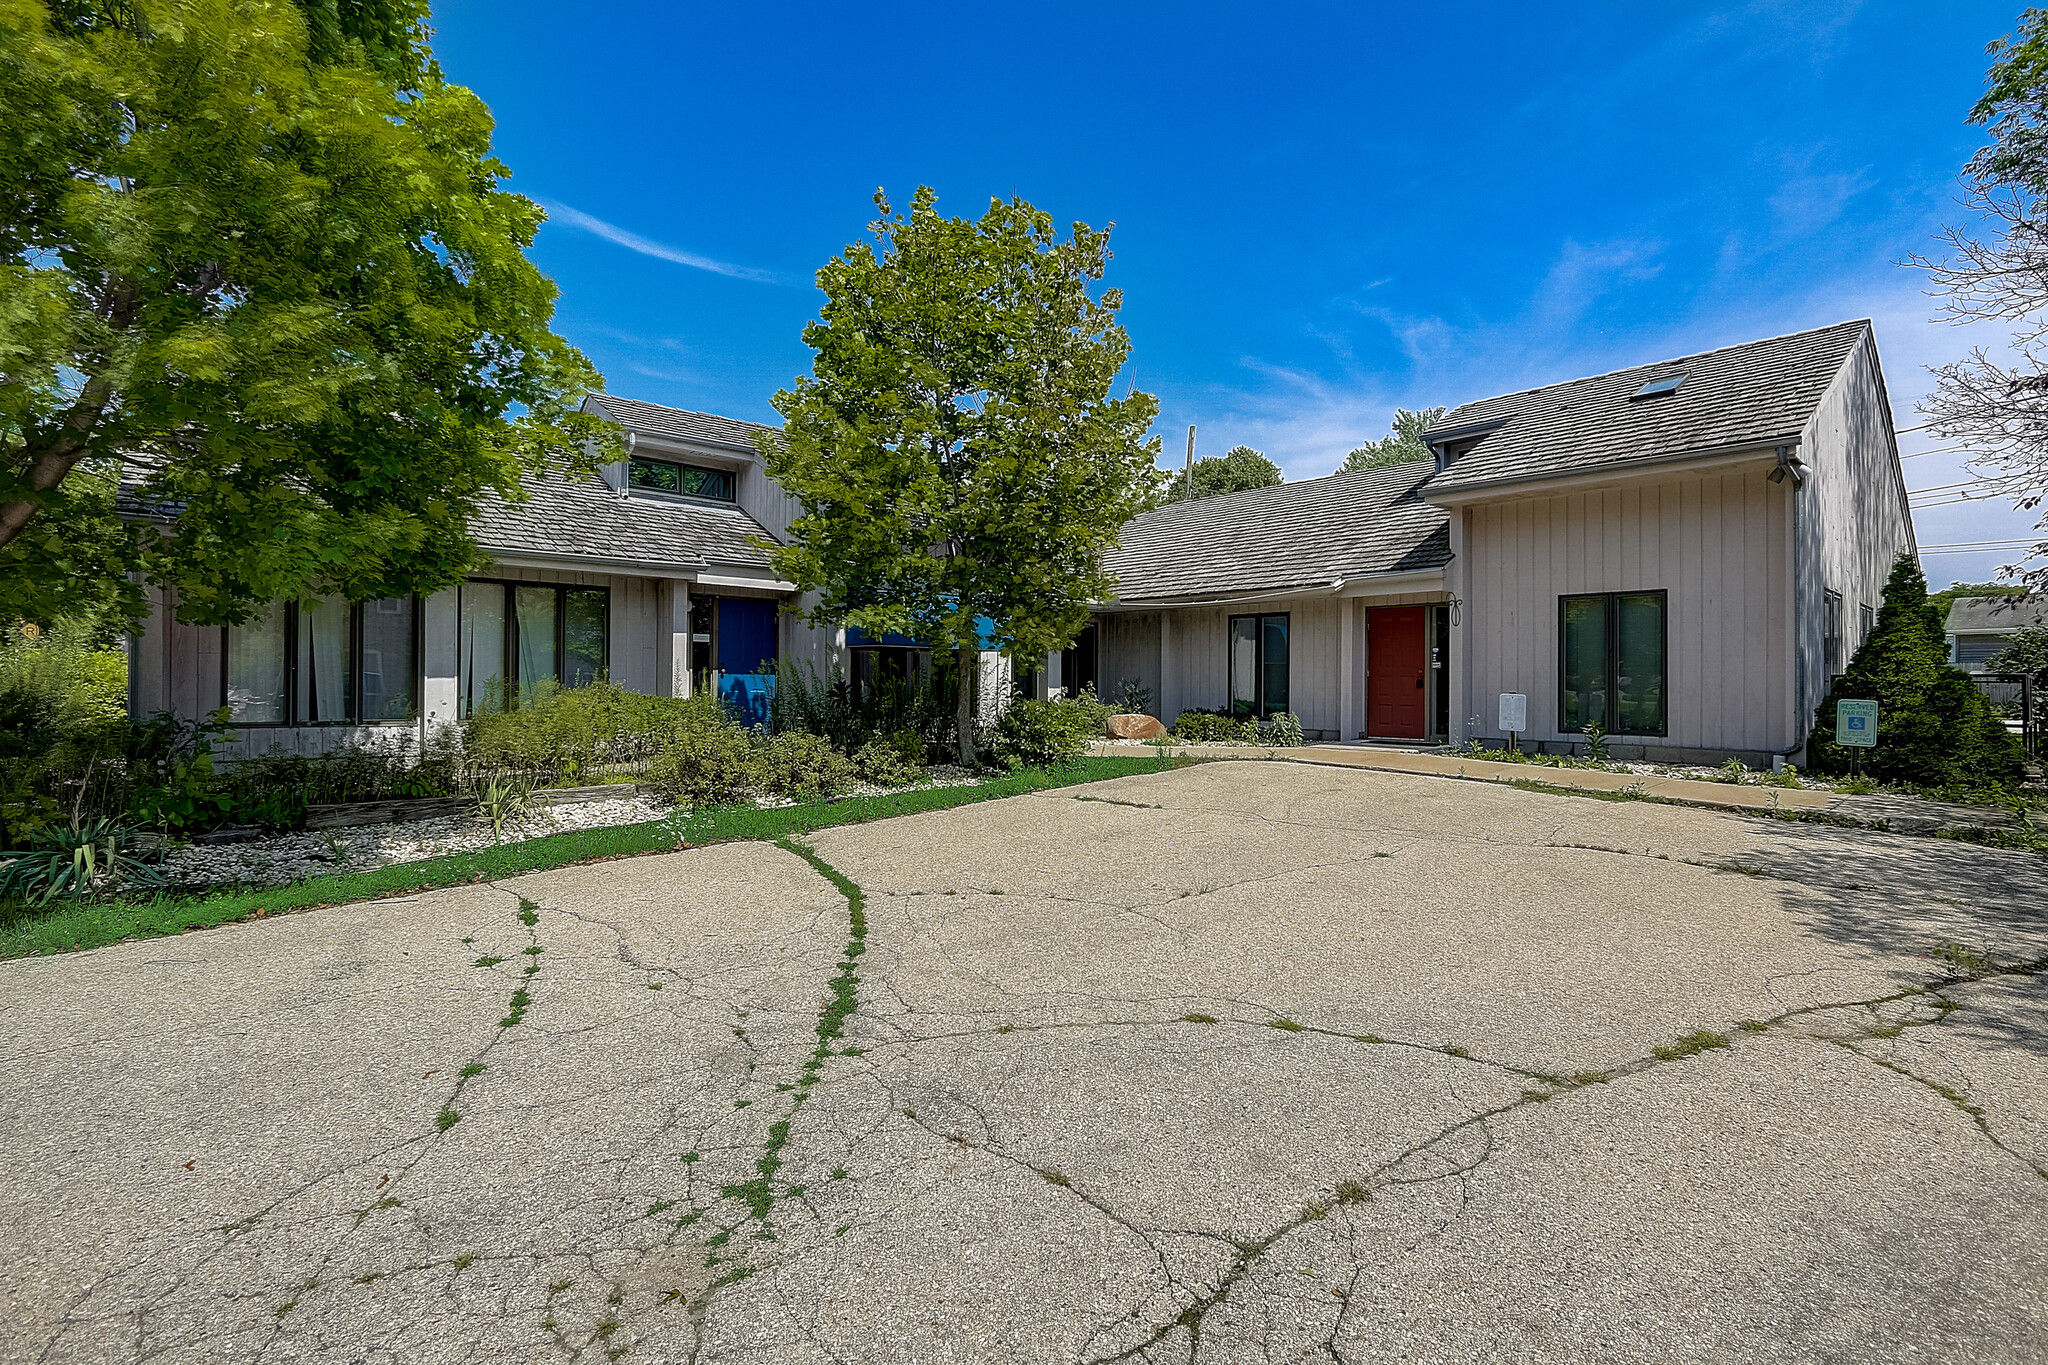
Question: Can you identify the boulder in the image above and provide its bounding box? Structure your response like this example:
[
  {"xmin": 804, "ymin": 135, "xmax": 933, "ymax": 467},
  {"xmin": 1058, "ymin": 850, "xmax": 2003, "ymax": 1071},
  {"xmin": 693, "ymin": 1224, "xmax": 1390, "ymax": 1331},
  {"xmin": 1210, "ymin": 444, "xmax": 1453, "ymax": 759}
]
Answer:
[{"xmin": 1107, "ymin": 712, "xmax": 1167, "ymax": 740}]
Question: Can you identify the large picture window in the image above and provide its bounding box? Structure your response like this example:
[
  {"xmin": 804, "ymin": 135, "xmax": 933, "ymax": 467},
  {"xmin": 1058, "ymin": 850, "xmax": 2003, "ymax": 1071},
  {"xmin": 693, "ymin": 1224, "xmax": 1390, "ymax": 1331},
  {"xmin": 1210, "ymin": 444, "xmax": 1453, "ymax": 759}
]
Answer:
[
  {"xmin": 628, "ymin": 456, "xmax": 736, "ymax": 502},
  {"xmin": 223, "ymin": 597, "xmax": 418, "ymax": 726},
  {"xmin": 1227, "ymin": 612, "xmax": 1290, "ymax": 719},
  {"xmin": 459, "ymin": 581, "xmax": 609, "ymax": 715},
  {"xmin": 1559, "ymin": 591, "xmax": 1666, "ymax": 736}
]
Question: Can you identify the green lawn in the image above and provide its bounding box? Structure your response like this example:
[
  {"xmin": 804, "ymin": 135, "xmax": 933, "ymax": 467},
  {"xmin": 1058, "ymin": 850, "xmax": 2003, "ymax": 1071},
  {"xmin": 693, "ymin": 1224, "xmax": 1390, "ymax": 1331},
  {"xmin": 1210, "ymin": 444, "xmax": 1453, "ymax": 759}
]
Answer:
[{"xmin": 1, "ymin": 756, "xmax": 1173, "ymax": 960}]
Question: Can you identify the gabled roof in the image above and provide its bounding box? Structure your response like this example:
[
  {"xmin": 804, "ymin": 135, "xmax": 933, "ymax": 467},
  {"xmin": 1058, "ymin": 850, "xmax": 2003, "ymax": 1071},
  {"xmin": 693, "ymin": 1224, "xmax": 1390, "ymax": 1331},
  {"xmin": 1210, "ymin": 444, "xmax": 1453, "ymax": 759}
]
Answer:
[
  {"xmin": 1104, "ymin": 461, "xmax": 1450, "ymax": 604},
  {"xmin": 584, "ymin": 394, "xmax": 779, "ymax": 451},
  {"xmin": 1423, "ymin": 320, "xmax": 1873, "ymax": 494},
  {"xmin": 470, "ymin": 472, "xmax": 775, "ymax": 573},
  {"xmin": 1945, "ymin": 594, "xmax": 2047, "ymax": 635}
]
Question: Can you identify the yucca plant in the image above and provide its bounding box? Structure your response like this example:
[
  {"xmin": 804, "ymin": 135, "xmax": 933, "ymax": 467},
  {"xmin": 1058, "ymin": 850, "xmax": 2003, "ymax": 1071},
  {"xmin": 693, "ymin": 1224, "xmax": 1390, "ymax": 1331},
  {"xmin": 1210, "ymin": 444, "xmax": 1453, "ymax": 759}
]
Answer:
[{"xmin": 0, "ymin": 819, "xmax": 167, "ymax": 906}]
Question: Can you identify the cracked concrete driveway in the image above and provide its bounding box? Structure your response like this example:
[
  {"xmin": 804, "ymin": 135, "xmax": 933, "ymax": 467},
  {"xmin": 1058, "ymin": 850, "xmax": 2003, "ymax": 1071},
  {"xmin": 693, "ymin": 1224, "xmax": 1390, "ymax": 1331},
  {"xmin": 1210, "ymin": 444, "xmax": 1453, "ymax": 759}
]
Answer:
[{"xmin": 4, "ymin": 762, "xmax": 2047, "ymax": 1364}]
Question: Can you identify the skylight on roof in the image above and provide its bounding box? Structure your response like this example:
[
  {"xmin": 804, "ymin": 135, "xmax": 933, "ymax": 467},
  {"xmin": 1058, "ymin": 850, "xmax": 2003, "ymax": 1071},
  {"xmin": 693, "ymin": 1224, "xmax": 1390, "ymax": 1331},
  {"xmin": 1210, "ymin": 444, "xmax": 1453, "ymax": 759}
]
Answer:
[{"xmin": 1631, "ymin": 374, "xmax": 1684, "ymax": 400}]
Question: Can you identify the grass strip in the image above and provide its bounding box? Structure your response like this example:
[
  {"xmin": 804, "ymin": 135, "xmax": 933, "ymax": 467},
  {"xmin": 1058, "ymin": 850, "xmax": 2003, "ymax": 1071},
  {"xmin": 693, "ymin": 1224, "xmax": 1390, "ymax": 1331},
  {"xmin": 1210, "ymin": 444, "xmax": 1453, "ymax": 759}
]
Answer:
[{"xmin": 2, "ymin": 756, "xmax": 1170, "ymax": 960}]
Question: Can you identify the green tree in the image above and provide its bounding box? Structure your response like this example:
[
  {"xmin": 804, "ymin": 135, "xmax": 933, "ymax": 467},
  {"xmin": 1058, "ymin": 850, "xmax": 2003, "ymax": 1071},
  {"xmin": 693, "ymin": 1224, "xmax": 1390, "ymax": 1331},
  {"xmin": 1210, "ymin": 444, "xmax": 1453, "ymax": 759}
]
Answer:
[
  {"xmin": 1806, "ymin": 553, "xmax": 2026, "ymax": 786},
  {"xmin": 0, "ymin": 0, "xmax": 611, "ymax": 629},
  {"xmin": 1185, "ymin": 445, "xmax": 1281, "ymax": 499},
  {"xmin": 1340, "ymin": 406, "xmax": 1446, "ymax": 472},
  {"xmin": 1986, "ymin": 623, "xmax": 2048, "ymax": 732},
  {"xmin": 762, "ymin": 187, "xmax": 1161, "ymax": 764}
]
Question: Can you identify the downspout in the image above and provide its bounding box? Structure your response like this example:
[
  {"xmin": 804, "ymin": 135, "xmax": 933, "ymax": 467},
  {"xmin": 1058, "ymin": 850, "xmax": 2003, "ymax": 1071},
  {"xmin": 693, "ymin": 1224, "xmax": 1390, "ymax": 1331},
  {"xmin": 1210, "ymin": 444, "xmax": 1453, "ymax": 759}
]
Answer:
[{"xmin": 1773, "ymin": 443, "xmax": 1807, "ymax": 765}]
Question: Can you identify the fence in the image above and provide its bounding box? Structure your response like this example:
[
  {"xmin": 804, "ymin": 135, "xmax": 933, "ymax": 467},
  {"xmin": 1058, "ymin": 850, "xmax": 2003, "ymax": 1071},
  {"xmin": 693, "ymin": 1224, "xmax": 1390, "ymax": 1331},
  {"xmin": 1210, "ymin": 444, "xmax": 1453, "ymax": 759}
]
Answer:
[{"xmin": 1972, "ymin": 672, "xmax": 2039, "ymax": 757}]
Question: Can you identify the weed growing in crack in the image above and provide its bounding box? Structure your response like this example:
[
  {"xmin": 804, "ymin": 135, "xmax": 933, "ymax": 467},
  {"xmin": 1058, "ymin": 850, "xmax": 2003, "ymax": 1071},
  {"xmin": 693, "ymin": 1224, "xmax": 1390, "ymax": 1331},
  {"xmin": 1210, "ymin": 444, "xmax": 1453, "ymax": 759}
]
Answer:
[
  {"xmin": 517, "ymin": 898, "xmax": 539, "ymax": 926},
  {"xmin": 460, "ymin": 1062, "xmax": 485, "ymax": 1078},
  {"xmin": 594, "ymin": 1320, "xmax": 619, "ymax": 1339},
  {"xmin": 835, "ymin": 1224, "xmax": 850, "ymax": 1236},
  {"xmin": 648, "ymin": 982, "xmax": 663, "ymax": 990},
  {"xmin": 647, "ymin": 1200, "xmax": 675, "ymax": 1216},
  {"xmin": 1931, "ymin": 939, "xmax": 1997, "ymax": 975},
  {"xmin": 524, "ymin": 945, "xmax": 544, "ymax": 956},
  {"xmin": 1354, "ymin": 1033, "xmax": 1385, "ymax": 1044},
  {"xmin": 435, "ymin": 1107, "xmax": 460, "ymax": 1132},
  {"xmin": 1736, "ymin": 1019, "xmax": 1769, "ymax": 1032},
  {"xmin": 474, "ymin": 955, "xmax": 504, "ymax": 967},
  {"xmin": 549, "ymin": 1280, "xmax": 573, "ymax": 1295},
  {"xmin": 831, "ymin": 1167, "xmax": 848, "ymax": 1180},
  {"xmin": 1040, "ymin": 1168, "xmax": 1070, "ymax": 1187},
  {"xmin": 353, "ymin": 1272, "xmax": 380, "ymax": 1285},
  {"xmin": 1372, "ymin": 851, "xmax": 1392, "ymax": 858},
  {"xmin": 1442, "ymin": 1044, "xmax": 1472, "ymax": 1059},
  {"xmin": 1334, "ymin": 1180, "xmax": 1369, "ymax": 1204},
  {"xmin": 1654, "ymin": 1029, "xmax": 1731, "ymax": 1060},
  {"xmin": 1570, "ymin": 1071, "xmax": 1606, "ymax": 1085},
  {"xmin": 1269, "ymin": 1018, "xmax": 1304, "ymax": 1032},
  {"xmin": 453, "ymin": 1254, "xmax": 473, "ymax": 1270},
  {"xmin": 680, "ymin": 1151, "xmax": 699, "ymax": 1164},
  {"xmin": 734, "ymin": 1099, "xmax": 752, "ymax": 1109},
  {"xmin": 1182, "ymin": 1013, "xmax": 1219, "ymax": 1024},
  {"xmin": 1522, "ymin": 1089, "xmax": 1553, "ymax": 1103}
]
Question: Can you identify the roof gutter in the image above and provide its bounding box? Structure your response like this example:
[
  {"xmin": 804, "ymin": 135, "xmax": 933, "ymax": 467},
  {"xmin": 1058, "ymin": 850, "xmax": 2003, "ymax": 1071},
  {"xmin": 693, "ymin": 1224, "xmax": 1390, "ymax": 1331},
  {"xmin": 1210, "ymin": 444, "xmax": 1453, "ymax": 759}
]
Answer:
[
  {"xmin": 1422, "ymin": 435, "xmax": 1800, "ymax": 506},
  {"xmin": 1094, "ymin": 578, "xmax": 1345, "ymax": 612}
]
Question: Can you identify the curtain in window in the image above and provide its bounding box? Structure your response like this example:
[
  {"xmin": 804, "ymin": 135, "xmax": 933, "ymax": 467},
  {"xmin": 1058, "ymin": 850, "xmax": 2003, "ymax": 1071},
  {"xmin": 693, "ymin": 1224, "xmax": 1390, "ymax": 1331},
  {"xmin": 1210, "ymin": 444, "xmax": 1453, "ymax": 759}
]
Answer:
[
  {"xmin": 1261, "ymin": 616, "xmax": 1290, "ymax": 716},
  {"xmin": 1228, "ymin": 616, "xmax": 1258, "ymax": 719},
  {"xmin": 515, "ymin": 586, "xmax": 557, "ymax": 703},
  {"xmin": 360, "ymin": 598, "xmax": 416, "ymax": 720},
  {"xmin": 1614, "ymin": 593, "xmax": 1666, "ymax": 735},
  {"xmin": 564, "ymin": 589, "xmax": 607, "ymax": 687},
  {"xmin": 295, "ymin": 597, "xmax": 350, "ymax": 722},
  {"xmin": 1560, "ymin": 597, "xmax": 1608, "ymax": 732},
  {"xmin": 460, "ymin": 586, "xmax": 506, "ymax": 716},
  {"xmin": 226, "ymin": 602, "xmax": 287, "ymax": 723}
]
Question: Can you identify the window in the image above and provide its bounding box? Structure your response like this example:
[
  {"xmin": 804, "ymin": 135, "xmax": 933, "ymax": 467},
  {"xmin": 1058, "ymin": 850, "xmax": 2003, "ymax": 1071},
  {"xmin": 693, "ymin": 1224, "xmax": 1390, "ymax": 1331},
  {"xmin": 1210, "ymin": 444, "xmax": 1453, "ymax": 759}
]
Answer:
[
  {"xmin": 1824, "ymin": 590, "xmax": 1844, "ymax": 678},
  {"xmin": 1859, "ymin": 603, "xmax": 1875, "ymax": 644},
  {"xmin": 1228, "ymin": 613, "xmax": 1290, "ymax": 719},
  {"xmin": 458, "ymin": 581, "xmax": 609, "ymax": 715},
  {"xmin": 1630, "ymin": 373, "xmax": 1684, "ymax": 400},
  {"xmin": 223, "ymin": 598, "xmax": 418, "ymax": 725},
  {"xmin": 628, "ymin": 456, "xmax": 736, "ymax": 502},
  {"xmin": 1559, "ymin": 591, "xmax": 1666, "ymax": 736}
]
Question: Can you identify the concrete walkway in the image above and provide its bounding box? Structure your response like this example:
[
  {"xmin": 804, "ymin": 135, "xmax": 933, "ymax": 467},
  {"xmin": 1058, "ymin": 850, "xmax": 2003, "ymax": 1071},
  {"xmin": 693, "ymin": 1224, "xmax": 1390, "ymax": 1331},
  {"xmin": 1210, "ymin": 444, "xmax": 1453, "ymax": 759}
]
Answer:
[{"xmin": 1090, "ymin": 740, "xmax": 1998, "ymax": 822}]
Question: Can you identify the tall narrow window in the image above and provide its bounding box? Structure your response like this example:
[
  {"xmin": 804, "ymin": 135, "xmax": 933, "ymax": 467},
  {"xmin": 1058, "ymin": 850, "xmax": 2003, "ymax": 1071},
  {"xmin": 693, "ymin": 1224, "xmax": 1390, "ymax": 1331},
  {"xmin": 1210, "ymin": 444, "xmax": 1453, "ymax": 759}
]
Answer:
[
  {"xmin": 514, "ymin": 586, "xmax": 558, "ymax": 704},
  {"xmin": 564, "ymin": 589, "xmax": 608, "ymax": 687},
  {"xmin": 460, "ymin": 586, "xmax": 507, "ymax": 716},
  {"xmin": 296, "ymin": 596, "xmax": 352, "ymax": 723},
  {"xmin": 225, "ymin": 602, "xmax": 288, "ymax": 724},
  {"xmin": 359, "ymin": 597, "xmax": 417, "ymax": 720},
  {"xmin": 1559, "ymin": 591, "xmax": 1667, "ymax": 736},
  {"xmin": 1824, "ymin": 590, "xmax": 1844, "ymax": 678},
  {"xmin": 1227, "ymin": 613, "xmax": 1290, "ymax": 719}
]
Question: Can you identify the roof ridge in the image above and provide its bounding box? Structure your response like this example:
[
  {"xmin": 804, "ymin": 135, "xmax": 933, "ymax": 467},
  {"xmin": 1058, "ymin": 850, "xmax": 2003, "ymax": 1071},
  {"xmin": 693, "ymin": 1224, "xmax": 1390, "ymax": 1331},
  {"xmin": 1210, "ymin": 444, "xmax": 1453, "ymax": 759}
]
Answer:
[
  {"xmin": 1432, "ymin": 319, "xmax": 1871, "ymax": 419},
  {"xmin": 590, "ymin": 394, "xmax": 780, "ymax": 434}
]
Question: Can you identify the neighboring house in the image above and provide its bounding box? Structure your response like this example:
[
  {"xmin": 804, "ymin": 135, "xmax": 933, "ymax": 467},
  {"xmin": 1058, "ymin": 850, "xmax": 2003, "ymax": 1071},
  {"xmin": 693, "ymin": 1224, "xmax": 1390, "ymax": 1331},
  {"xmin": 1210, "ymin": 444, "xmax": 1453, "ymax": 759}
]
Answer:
[
  {"xmin": 1946, "ymin": 594, "xmax": 2047, "ymax": 671},
  {"xmin": 127, "ymin": 396, "xmax": 851, "ymax": 757},
  {"xmin": 1086, "ymin": 320, "xmax": 1912, "ymax": 765}
]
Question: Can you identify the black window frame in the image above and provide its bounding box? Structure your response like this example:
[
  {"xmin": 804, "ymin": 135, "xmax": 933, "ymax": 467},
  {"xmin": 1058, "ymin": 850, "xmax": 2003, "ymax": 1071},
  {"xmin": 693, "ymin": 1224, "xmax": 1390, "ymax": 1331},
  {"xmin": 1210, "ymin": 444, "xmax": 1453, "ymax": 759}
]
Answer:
[
  {"xmin": 1823, "ymin": 589, "xmax": 1844, "ymax": 678},
  {"xmin": 1227, "ymin": 611, "xmax": 1291, "ymax": 720},
  {"xmin": 1557, "ymin": 590, "xmax": 1668, "ymax": 737},
  {"xmin": 627, "ymin": 455, "xmax": 738, "ymax": 503},
  {"xmin": 459, "ymin": 579, "xmax": 611, "ymax": 715},
  {"xmin": 221, "ymin": 596, "xmax": 422, "ymax": 728}
]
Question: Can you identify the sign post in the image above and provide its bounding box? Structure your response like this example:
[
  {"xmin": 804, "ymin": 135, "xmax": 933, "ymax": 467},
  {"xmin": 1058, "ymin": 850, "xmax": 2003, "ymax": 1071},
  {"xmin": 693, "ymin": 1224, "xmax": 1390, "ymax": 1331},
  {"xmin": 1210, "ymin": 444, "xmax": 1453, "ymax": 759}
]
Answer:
[
  {"xmin": 1836, "ymin": 698, "xmax": 1877, "ymax": 776},
  {"xmin": 1499, "ymin": 693, "xmax": 1527, "ymax": 754}
]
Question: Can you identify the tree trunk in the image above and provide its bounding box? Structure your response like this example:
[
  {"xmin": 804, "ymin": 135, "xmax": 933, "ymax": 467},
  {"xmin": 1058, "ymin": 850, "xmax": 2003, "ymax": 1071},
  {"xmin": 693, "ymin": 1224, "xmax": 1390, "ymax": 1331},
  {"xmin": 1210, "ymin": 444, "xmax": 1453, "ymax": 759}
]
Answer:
[{"xmin": 955, "ymin": 643, "xmax": 978, "ymax": 766}]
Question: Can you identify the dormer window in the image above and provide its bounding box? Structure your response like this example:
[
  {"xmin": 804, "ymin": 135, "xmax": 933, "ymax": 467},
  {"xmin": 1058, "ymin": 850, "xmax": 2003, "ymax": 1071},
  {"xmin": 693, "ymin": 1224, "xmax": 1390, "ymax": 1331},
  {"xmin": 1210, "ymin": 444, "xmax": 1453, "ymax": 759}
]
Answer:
[{"xmin": 629, "ymin": 456, "xmax": 736, "ymax": 502}]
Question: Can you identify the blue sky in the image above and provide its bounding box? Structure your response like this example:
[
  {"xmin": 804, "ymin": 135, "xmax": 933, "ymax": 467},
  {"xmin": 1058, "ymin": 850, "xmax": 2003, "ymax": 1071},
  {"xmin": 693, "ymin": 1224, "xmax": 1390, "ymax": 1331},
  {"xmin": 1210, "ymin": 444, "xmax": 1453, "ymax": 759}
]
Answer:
[{"xmin": 437, "ymin": 0, "xmax": 2040, "ymax": 588}]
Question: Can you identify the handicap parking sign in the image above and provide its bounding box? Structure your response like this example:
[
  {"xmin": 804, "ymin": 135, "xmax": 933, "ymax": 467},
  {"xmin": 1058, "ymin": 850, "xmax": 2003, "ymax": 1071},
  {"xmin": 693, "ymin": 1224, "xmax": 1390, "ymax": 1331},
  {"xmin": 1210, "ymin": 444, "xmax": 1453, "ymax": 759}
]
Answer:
[{"xmin": 1835, "ymin": 699, "xmax": 1878, "ymax": 748}]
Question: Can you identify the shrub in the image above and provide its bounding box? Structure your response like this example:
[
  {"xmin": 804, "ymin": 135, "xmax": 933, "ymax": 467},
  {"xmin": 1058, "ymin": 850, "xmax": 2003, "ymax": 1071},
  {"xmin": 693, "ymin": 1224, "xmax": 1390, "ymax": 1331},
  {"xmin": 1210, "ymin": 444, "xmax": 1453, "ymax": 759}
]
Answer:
[
  {"xmin": 1110, "ymin": 677, "xmax": 1152, "ymax": 715},
  {"xmin": 757, "ymin": 731, "xmax": 855, "ymax": 800},
  {"xmin": 853, "ymin": 732, "xmax": 925, "ymax": 787},
  {"xmin": 1053, "ymin": 684, "xmax": 1114, "ymax": 737},
  {"xmin": 991, "ymin": 698, "xmax": 1089, "ymax": 770},
  {"xmin": 1806, "ymin": 554, "xmax": 2026, "ymax": 788},
  {"xmin": 463, "ymin": 682, "xmax": 711, "ymax": 788},
  {"xmin": 1172, "ymin": 710, "xmax": 1258, "ymax": 743},
  {"xmin": 772, "ymin": 659, "xmax": 960, "ymax": 758},
  {"xmin": 1258, "ymin": 712, "xmax": 1304, "ymax": 747},
  {"xmin": 644, "ymin": 715, "xmax": 761, "ymax": 808}
]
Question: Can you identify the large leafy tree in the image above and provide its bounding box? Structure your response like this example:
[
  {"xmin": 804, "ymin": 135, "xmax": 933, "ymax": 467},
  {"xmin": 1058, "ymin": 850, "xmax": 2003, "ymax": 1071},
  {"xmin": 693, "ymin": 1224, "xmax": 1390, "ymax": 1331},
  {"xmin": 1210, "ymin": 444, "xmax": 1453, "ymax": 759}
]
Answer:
[
  {"xmin": 1805, "ymin": 554, "xmax": 2025, "ymax": 786},
  {"xmin": 1915, "ymin": 8, "xmax": 2048, "ymax": 586},
  {"xmin": 0, "ymin": 0, "xmax": 611, "ymax": 628},
  {"xmin": 764, "ymin": 187, "xmax": 1161, "ymax": 763},
  {"xmin": 1340, "ymin": 405, "xmax": 1446, "ymax": 472},
  {"xmin": 1185, "ymin": 444, "xmax": 1280, "ymax": 499}
]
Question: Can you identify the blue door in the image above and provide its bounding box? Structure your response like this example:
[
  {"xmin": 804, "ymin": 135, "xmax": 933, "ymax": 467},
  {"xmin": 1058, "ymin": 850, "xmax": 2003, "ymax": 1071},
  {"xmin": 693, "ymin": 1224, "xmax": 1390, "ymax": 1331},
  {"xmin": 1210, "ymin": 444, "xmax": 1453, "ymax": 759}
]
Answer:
[{"xmin": 716, "ymin": 598, "xmax": 778, "ymax": 676}]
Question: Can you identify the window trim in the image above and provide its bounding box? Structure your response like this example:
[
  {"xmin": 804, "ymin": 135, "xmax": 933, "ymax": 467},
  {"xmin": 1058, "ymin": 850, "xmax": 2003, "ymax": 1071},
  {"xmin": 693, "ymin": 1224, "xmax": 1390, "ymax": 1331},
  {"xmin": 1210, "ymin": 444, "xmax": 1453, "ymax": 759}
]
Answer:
[
  {"xmin": 459, "ymin": 579, "xmax": 612, "ymax": 714},
  {"xmin": 1823, "ymin": 589, "xmax": 1844, "ymax": 679},
  {"xmin": 221, "ymin": 596, "xmax": 422, "ymax": 728},
  {"xmin": 1556, "ymin": 590, "xmax": 1668, "ymax": 738},
  {"xmin": 1227, "ymin": 611, "xmax": 1291, "ymax": 720},
  {"xmin": 626, "ymin": 455, "xmax": 739, "ymax": 504}
]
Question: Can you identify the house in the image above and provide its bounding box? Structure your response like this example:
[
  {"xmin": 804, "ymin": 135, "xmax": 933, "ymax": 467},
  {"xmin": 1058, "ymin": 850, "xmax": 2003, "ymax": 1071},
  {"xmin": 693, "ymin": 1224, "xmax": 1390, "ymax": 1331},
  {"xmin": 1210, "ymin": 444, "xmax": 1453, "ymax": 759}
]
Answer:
[
  {"xmin": 1087, "ymin": 320, "xmax": 1912, "ymax": 766},
  {"xmin": 1946, "ymin": 594, "xmax": 2046, "ymax": 672},
  {"xmin": 127, "ymin": 396, "xmax": 851, "ymax": 757}
]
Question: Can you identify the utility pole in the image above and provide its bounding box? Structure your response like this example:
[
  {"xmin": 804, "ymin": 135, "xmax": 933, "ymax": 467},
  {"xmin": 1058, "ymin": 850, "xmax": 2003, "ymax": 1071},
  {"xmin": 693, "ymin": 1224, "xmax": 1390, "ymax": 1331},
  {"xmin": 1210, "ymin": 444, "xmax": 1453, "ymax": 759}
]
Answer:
[{"xmin": 1183, "ymin": 424, "xmax": 1195, "ymax": 501}]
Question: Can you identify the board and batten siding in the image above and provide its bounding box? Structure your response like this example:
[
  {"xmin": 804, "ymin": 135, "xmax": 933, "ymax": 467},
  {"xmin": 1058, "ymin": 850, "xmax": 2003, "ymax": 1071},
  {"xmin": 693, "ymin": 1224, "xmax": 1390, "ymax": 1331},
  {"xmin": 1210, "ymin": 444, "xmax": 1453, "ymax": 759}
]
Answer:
[{"xmin": 1457, "ymin": 464, "xmax": 1793, "ymax": 756}]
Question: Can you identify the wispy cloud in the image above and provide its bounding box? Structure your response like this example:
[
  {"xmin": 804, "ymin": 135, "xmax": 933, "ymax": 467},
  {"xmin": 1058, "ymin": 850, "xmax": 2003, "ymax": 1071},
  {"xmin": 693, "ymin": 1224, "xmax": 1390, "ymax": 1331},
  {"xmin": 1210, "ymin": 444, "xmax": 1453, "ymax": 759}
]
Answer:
[{"xmin": 540, "ymin": 201, "xmax": 783, "ymax": 284}]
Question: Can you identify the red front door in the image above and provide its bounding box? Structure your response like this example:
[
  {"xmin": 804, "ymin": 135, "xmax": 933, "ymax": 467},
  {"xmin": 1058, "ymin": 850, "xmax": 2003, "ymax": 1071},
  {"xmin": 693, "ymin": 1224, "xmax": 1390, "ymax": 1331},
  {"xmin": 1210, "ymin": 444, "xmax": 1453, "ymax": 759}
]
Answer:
[{"xmin": 1367, "ymin": 607, "xmax": 1428, "ymax": 739}]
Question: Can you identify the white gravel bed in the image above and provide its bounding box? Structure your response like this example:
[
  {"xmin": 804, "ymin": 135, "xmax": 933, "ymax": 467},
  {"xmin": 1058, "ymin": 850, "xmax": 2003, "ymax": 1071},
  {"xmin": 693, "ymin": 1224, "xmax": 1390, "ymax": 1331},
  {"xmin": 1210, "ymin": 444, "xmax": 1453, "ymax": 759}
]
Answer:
[{"xmin": 162, "ymin": 765, "xmax": 1000, "ymax": 889}]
